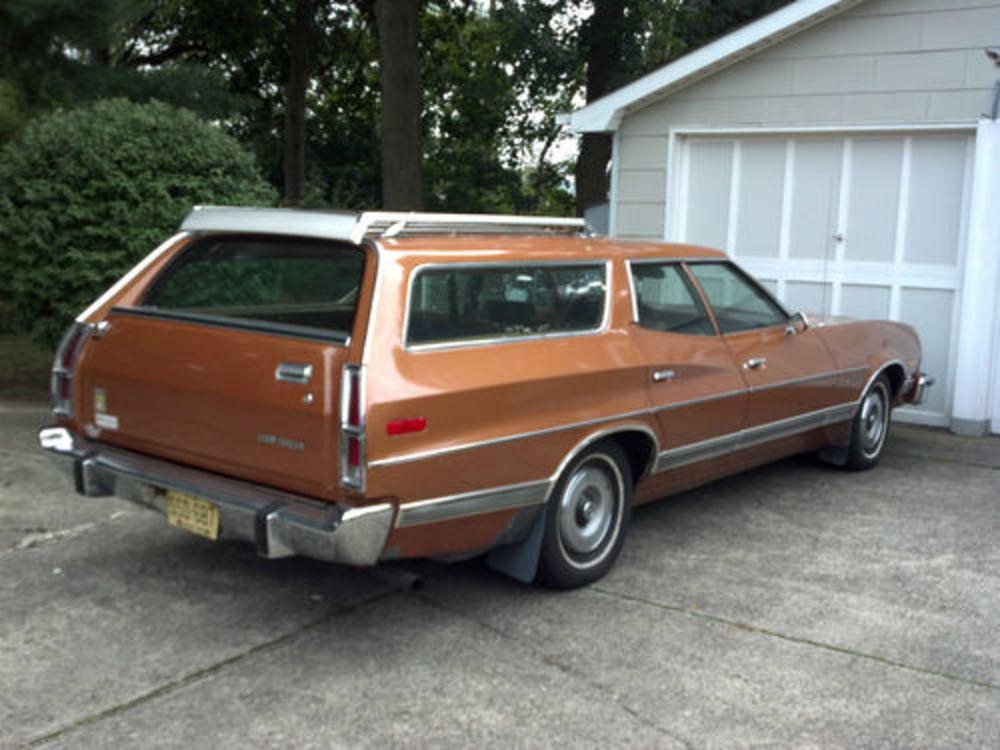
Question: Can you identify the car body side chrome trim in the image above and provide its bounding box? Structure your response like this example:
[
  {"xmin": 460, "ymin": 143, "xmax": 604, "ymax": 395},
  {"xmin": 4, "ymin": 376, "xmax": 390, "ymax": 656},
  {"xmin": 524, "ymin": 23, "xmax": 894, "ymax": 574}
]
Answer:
[
  {"xmin": 653, "ymin": 401, "xmax": 856, "ymax": 473},
  {"xmin": 395, "ymin": 479, "xmax": 551, "ymax": 528},
  {"xmin": 746, "ymin": 365, "xmax": 869, "ymax": 394},
  {"xmin": 368, "ymin": 366, "xmax": 869, "ymax": 469},
  {"xmin": 392, "ymin": 401, "xmax": 858, "ymax": 528},
  {"xmin": 395, "ymin": 421, "xmax": 659, "ymax": 528}
]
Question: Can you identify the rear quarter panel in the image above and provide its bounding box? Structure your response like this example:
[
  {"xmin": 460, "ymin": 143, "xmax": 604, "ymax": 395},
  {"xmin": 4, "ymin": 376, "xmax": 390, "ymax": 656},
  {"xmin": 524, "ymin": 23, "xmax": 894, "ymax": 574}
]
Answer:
[{"xmin": 364, "ymin": 253, "xmax": 657, "ymax": 558}]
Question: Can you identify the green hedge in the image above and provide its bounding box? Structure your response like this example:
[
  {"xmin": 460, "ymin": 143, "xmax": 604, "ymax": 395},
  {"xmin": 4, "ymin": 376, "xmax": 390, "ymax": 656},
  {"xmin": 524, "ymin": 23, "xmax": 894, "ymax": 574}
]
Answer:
[{"xmin": 0, "ymin": 98, "xmax": 276, "ymax": 347}]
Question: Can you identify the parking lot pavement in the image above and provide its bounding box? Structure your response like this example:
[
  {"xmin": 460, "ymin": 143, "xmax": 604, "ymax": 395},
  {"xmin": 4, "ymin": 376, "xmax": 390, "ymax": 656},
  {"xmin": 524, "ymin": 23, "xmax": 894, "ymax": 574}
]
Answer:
[{"xmin": 2, "ymin": 402, "xmax": 998, "ymax": 749}]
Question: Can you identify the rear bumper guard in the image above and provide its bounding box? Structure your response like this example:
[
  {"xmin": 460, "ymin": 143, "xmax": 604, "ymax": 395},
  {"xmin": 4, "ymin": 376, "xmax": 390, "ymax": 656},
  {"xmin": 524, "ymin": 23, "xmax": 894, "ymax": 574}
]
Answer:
[
  {"xmin": 908, "ymin": 373, "xmax": 935, "ymax": 407},
  {"xmin": 37, "ymin": 426, "xmax": 393, "ymax": 566}
]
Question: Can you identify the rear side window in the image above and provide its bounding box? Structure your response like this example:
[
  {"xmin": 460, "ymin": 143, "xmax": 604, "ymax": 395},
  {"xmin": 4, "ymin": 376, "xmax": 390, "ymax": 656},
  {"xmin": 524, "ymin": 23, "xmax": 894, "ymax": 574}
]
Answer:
[
  {"xmin": 631, "ymin": 262, "xmax": 715, "ymax": 336},
  {"xmin": 142, "ymin": 235, "xmax": 365, "ymax": 337},
  {"xmin": 407, "ymin": 263, "xmax": 606, "ymax": 346}
]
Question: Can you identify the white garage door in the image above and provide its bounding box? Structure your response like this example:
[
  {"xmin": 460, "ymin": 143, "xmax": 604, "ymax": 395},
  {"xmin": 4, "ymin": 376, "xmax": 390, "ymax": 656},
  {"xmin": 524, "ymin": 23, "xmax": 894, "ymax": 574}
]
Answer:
[{"xmin": 670, "ymin": 130, "xmax": 975, "ymax": 426}]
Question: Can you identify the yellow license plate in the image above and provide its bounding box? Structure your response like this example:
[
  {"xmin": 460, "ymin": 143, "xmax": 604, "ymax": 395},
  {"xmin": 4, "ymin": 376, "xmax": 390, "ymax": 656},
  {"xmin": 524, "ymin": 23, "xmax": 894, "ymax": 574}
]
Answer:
[{"xmin": 166, "ymin": 490, "xmax": 220, "ymax": 541}]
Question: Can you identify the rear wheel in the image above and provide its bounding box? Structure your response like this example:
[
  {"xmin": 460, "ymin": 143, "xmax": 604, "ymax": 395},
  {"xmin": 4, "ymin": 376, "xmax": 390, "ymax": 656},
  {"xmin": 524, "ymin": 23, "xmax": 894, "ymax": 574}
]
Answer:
[
  {"xmin": 537, "ymin": 441, "xmax": 632, "ymax": 589},
  {"xmin": 845, "ymin": 374, "xmax": 891, "ymax": 470}
]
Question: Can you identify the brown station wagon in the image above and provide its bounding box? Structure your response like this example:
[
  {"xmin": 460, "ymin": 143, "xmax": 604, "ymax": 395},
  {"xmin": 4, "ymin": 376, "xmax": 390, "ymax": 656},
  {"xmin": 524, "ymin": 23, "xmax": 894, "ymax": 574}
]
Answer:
[{"xmin": 39, "ymin": 208, "xmax": 933, "ymax": 588}]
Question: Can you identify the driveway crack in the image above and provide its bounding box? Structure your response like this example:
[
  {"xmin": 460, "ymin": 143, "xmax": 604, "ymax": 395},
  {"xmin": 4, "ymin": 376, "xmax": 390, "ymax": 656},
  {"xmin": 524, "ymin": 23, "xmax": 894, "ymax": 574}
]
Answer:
[
  {"xmin": 591, "ymin": 585, "xmax": 999, "ymax": 691},
  {"xmin": 411, "ymin": 589, "xmax": 694, "ymax": 749},
  {"xmin": 22, "ymin": 585, "xmax": 401, "ymax": 748}
]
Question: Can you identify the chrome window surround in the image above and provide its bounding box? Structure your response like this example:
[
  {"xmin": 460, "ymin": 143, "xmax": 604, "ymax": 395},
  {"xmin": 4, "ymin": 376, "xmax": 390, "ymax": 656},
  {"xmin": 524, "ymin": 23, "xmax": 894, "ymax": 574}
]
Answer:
[{"xmin": 401, "ymin": 259, "xmax": 613, "ymax": 352}]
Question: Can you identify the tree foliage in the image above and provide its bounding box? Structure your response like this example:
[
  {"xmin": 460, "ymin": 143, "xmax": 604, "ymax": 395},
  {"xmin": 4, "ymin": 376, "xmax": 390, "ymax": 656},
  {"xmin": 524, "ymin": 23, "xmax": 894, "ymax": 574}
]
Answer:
[
  {"xmin": 0, "ymin": 99, "xmax": 276, "ymax": 347},
  {"xmin": 1, "ymin": 0, "xmax": 794, "ymax": 222}
]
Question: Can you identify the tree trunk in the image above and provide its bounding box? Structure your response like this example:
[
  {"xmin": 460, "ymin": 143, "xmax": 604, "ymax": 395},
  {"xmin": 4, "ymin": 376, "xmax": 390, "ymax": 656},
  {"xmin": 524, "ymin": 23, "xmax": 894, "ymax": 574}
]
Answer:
[
  {"xmin": 283, "ymin": 0, "xmax": 314, "ymax": 206},
  {"xmin": 574, "ymin": 0, "xmax": 625, "ymax": 216},
  {"xmin": 376, "ymin": 0, "xmax": 423, "ymax": 210}
]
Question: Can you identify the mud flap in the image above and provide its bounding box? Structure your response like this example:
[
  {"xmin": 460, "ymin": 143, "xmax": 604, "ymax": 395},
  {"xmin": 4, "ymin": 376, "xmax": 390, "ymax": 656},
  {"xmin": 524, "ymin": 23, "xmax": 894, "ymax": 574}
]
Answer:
[
  {"xmin": 486, "ymin": 506, "xmax": 547, "ymax": 584},
  {"xmin": 818, "ymin": 445, "xmax": 848, "ymax": 466}
]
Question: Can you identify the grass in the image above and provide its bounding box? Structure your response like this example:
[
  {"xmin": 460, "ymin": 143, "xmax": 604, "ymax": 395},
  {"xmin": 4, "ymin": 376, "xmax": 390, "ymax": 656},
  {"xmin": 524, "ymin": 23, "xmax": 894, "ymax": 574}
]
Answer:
[{"xmin": 0, "ymin": 332, "xmax": 52, "ymax": 401}]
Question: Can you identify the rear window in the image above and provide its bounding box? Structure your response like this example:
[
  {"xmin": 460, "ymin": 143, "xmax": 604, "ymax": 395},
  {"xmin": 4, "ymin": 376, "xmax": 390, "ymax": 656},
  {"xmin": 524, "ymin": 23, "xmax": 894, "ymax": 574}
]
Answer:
[
  {"xmin": 407, "ymin": 263, "xmax": 607, "ymax": 346},
  {"xmin": 142, "ymin": 235, "xmax": 365, "ymax": 338}
]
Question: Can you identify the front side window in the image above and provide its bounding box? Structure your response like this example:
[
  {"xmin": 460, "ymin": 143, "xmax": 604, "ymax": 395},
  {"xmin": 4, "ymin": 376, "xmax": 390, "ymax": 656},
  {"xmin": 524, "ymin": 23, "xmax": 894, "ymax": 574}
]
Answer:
[
  {"xmin": 631, "ymin": 262, "xmax": 715, "ymax": 336},
  {"xmin": 407, "ymin": 263, "xmax": 606, "ymax": 346},
  {"xmin": 688, "ymin": 262, "xmax": 787, "ymax": 334}
]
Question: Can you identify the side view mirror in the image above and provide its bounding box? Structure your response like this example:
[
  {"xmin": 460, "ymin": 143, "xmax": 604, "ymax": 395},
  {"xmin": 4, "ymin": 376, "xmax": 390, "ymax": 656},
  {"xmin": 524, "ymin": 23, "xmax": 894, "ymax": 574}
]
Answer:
[{"xmin": 784, "ymin": 311, "xmax": 810, "ymax": 336}]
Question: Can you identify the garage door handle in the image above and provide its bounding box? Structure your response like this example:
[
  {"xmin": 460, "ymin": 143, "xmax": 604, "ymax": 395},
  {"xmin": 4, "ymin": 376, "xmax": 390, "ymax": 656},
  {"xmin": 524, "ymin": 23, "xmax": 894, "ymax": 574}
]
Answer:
[
  {"xmin": 743, "ymin": 357, "xmax": 766, "ymax": 370},
  {"xmin": 652, "ymin": 369, "xmax": 676, "ymax": 383}
]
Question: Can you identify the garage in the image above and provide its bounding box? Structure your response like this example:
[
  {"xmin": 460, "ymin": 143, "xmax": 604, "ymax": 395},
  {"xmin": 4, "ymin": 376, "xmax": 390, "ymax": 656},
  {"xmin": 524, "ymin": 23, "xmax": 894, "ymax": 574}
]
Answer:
[
  {"xmin": 570, "ymin": 0, "xmax": 1000, "ymax": 435},
  {"xmin": 670, "ymin": 128, "xmax": 973, "ymax": 426}
]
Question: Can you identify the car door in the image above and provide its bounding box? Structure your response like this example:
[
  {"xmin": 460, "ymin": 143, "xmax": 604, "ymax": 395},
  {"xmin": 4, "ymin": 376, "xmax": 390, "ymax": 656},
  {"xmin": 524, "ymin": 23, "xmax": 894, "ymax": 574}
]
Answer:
[
  {"xmin": 628, "ymin": 260, "xmax": 747, "ymax": 467},
  {"xmin": 685, "ymin": 261, "xmax": 854, "ymax": 434}
]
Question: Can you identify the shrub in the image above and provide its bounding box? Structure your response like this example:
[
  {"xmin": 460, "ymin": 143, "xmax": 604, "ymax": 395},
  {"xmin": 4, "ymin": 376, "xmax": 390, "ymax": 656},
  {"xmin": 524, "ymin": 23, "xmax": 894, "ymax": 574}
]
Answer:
[{"xmin": 0, "ymin": 98, "xmax": 276, "ymax": 348}]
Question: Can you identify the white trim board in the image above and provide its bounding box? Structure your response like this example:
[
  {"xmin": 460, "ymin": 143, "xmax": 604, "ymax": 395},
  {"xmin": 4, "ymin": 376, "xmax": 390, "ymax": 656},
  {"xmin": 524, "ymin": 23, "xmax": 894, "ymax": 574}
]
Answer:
[{"xmin": 570, "ymin": 0, "xmax": 867, "ymax": 133}]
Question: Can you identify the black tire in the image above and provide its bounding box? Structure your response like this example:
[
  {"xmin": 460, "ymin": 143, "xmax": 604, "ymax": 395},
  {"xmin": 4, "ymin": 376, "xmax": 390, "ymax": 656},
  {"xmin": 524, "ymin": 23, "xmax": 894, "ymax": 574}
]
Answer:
[
  {"xmin": 845, "ymin": 374, "xmax": 892, "ymax": 470},
  {"xmin": 537, "ymin": 440, "xmax": 632, "ymax": 589}
]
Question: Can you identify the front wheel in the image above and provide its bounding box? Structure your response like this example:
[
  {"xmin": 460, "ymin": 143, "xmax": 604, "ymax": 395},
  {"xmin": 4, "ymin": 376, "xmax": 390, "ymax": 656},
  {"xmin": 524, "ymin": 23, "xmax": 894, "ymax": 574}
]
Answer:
[
  {"xmin": 845, "ymin": 374, "xmax": 891, "ymax": 470},
  {"xmin": 537, "ymin": 441, "xmax": 632, "ymax": 589}
]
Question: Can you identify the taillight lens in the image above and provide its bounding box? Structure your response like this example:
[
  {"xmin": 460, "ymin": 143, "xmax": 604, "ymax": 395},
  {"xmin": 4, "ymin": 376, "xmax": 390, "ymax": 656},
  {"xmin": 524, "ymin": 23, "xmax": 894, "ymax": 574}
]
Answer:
[
  {"xmin": 339, "ymin": 364, "xmax": 366, "ymax": 491},
  {"xmin": 51, "ymin": 322, "xmax": 88, "ymax": 418}
]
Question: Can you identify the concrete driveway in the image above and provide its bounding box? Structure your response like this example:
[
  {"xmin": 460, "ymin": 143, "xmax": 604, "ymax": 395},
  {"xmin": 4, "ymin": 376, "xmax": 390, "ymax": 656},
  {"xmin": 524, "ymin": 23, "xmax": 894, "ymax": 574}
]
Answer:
[{"xmin": 2, "ymin": 402, "xmax": 998, "ymax": 749}]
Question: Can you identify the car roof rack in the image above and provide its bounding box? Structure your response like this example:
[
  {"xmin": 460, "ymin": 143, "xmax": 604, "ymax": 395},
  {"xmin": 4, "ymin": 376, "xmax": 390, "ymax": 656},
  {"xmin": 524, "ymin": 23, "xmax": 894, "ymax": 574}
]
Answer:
[
  {"xmin": 180, "ymin": 206, "xmax": 588, "ymax": 245},
  {"xmin": 353, "ymin": 212, "xmax": 587, "ymax": 243}
]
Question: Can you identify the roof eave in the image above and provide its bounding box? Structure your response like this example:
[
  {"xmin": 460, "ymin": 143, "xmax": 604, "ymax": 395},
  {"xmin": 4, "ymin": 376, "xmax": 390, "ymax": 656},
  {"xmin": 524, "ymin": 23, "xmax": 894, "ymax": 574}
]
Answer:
[{"xmin": 569, "ymin": 0, "xmax": 865, "ymax": 133}]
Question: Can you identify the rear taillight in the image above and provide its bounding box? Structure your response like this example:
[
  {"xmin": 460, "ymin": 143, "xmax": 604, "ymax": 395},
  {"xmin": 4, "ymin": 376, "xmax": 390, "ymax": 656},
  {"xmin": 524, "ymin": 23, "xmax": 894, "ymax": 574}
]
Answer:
[
  {"xmin": 339, "ymin": 364, "xmax": 366, "ymax": 491},
  {"xmin": 51, "ymin": 322, "xmax": 88, "ymax": 418}
]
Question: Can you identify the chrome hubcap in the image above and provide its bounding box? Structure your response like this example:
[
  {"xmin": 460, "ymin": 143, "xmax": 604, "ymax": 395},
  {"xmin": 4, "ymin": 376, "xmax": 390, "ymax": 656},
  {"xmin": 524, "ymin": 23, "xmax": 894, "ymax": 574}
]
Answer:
[
  {"xmin": 559, "ymin": 464, "xmax": 615, "ymax": 557},
  {"xmin": 860, "ymin": 387, "xmax": 886, "ymax": 455}
]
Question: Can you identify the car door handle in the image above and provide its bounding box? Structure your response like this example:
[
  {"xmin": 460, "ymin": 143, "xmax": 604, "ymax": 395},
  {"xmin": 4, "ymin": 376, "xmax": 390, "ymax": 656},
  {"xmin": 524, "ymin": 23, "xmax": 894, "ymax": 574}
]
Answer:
[
  {"xmin": 275, "ymin": 362, "xmax": 313, "ymax": 384},
  {"xmin": 743, "ymin": 357, "xmax": 766, "ymax": 370},
  {"xmin": 652, "ymin": 369, "xmax": 676, "ymax": 383}
]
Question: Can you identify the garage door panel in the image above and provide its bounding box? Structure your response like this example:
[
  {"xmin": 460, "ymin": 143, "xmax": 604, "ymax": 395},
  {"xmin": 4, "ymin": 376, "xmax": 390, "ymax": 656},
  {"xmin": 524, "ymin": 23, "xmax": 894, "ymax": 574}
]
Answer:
[
  {"xmin": 734, "ymin": 140, "xmax": 784, "ymax": 258},
  {"xmin": 905, "ymin": 135, "xmax": 967, "ymax": 265},
  {"xmin": 840, "ymin": 284, "xmax": 892, "ymax": 321},
  {"xmin": 785, "ymin": 280, "xmax": 832, "ymax": 315},
  {"xmin": 846, "ymin": 137, "xmax": 902, "ymax": 263},
  {"xmin": 684, "ymin": 141, "xmax": 732, "ymax": 249},
  {"xmin": 789, "ymin": 139, "xmax": 842, "ymax": 260},
  {"xmin": 899, "ymin": 288, "xmax": 953, "ymax": 415}
]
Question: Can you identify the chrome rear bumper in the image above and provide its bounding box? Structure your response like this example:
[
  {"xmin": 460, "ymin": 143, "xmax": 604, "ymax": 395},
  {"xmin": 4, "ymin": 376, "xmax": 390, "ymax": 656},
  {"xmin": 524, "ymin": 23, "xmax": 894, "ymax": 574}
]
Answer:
[{"xmin": 37, "ymin": 426, "xmax": 393, "ymax": 566}]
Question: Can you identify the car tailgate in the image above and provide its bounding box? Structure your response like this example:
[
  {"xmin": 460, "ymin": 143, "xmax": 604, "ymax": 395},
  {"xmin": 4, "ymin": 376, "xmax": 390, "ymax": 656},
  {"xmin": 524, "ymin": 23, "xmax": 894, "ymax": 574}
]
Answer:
[{"xmin": 76, "ymin": 311, "xmax": 347, "ymax": 500}]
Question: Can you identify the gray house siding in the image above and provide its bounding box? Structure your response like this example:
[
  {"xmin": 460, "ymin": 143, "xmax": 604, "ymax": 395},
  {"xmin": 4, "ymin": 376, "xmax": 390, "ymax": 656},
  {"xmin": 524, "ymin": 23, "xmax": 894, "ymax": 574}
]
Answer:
[{"xmin": 613, "ymin": 0, "xmax": 1000, "ymax": 240}]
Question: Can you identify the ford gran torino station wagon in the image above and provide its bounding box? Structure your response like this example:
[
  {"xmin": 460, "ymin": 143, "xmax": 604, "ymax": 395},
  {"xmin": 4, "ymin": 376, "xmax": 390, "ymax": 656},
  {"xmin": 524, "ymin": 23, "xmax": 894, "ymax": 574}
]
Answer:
[{"xmin": 39, "ymin": 208, "xmax": 932, "ymax": 588}]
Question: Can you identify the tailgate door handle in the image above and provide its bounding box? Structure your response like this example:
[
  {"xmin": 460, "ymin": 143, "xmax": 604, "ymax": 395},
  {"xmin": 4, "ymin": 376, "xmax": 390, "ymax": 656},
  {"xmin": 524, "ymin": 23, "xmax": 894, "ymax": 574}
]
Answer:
[
  {"xmin": 743, "ymin": 357, "xmax": 767, "ymax": 370},
  {"xmin": 276, "ymin": 362, "xmax": 313, "ymax": 384},
  {"xmin": 652, "ymin": 369, "xmax": 676, "ymax": 382}
]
